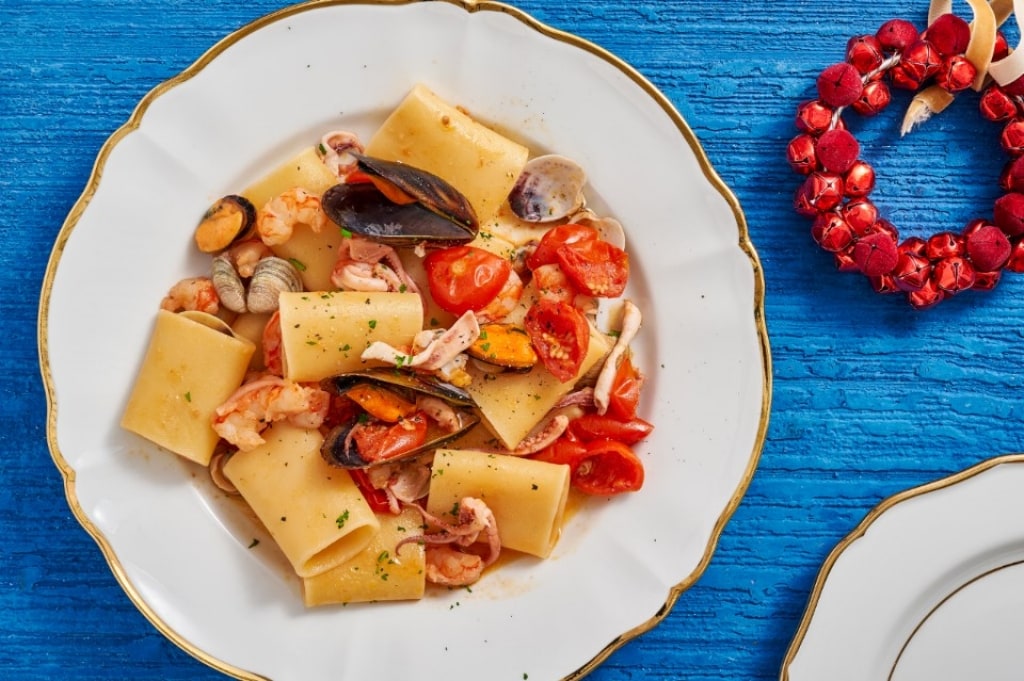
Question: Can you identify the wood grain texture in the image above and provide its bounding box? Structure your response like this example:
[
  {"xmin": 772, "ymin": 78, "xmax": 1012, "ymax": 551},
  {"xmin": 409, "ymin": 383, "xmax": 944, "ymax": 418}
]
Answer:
[{"xmin": 7, "ymin": 0, "xmax": 1024, "ymax": 679}]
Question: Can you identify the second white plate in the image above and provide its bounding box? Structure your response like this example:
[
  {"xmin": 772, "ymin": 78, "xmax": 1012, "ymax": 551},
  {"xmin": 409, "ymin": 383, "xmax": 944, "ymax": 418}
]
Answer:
[{"xmin": 782, "ymin": 455, "xmax": 1024, "ymax": 681}]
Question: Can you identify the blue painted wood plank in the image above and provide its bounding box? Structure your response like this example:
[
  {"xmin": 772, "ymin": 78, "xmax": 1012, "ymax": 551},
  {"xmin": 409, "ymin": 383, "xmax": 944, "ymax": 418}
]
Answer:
[{"xmin": 7, "ymin": 0, "xmax": 1024, "ymax": 679}]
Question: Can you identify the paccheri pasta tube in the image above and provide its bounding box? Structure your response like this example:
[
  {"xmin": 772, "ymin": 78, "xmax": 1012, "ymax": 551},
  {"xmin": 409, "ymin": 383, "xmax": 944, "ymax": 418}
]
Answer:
[
  {"xmin": 121, "ymin": 310, "xmax": 255, "ymax": 465},
  {"xmin": 301, "ymin": 506, "xmax": 426, "ymax": 606},
  {"xmin": 223, "ymin": 422, "xmax": 380, "ymax": 578},
  {"xmin": 365, "ymin": 84, "xmax": 530, "ymax": 225},
  {"xmin": 278, "ymin": 290, "xmax": 423, "ymax": 382},
  {"xmin": 426, "ymin": 448, "xmax": 571, "ymax": 559}
]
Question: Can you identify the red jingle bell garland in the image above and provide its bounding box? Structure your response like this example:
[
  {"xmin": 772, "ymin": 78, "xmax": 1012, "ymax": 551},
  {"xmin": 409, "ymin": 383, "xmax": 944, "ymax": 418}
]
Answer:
[{"xmin": 788, "ymin": 12, "xmax": 1024, "ymax": 309}]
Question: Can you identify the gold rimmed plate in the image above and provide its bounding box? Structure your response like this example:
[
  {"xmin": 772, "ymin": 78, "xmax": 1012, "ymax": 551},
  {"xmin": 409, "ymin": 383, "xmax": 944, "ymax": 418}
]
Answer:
[
  {"xmin": 782, "ymin": 454, "xmax": 1024, "ymax": 681},
  {"xmin": 38, "ymin": 1, "xmax": 770, "ymax": 679}
]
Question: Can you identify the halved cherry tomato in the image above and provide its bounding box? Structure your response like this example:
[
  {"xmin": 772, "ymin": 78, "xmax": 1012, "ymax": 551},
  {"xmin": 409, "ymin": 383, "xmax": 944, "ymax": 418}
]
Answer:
[
  {"xmin": 526, "ymin": 223, "xmax": 599, "ymax": 271},
  {"xmin": 425, "ymin": 246, "xmax": 512, "ymax": 315},
  {"xmin": 348, "ymin": 468, "xmax": 396, "ymax": 515},
  {"xmin": 533, "ymin": 436, "xmax": 644, "ymax": 496},
  {"xmin": 556, "ymin": 238, "xmax": 629, "ymax": 298},
  {"xmin": 607, "ymin": 355, "xmax": 643, "ymax": 421},
  {"xmin": 572, "ymin": 438, "xmax": 645, "ymax": 496},
  {"xmin": 351, "ymin": 412, "xmax": 429, "ymax": 464},
  {"xmin": 568, "ymin": 413, "xmax": 654, "ymax": 445},
  {"xmin": 523, "ymin": 299, "xmax": 590, "ymax": 382}
]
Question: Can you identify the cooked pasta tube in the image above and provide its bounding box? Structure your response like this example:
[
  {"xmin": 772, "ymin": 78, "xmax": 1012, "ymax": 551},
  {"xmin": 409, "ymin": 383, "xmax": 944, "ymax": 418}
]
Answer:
[
  {"xmin": 301, "ymin": 507, "xmax": 426, "ymax": 607},
  {"xmin": 121, "ymin": 310, "xmax": 254, "ymax": 465},
  {"xmin": 223, "ymin": 422, "xmax": 380, "ymax": 578},
  {"xmin": 426, "ymin": 448, "xmax": 571, "ymax": 558},
  {"xmin": 365, "ymin": 84, "xmax": 529, "ymax": 225},
  {"xmin": 465, "ymin": 324, "xmax": 611, "ymax": 450},
  {"xmin": 277, "ymin": 290, "xmax": 423, "ymax": 382}
]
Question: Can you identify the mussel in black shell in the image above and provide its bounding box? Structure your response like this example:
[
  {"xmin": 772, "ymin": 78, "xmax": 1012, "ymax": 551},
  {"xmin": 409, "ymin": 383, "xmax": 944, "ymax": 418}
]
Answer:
[
  {"xmin": 321, "ymin": 153, "xmax": 478, "ymax": 247},
  {"xmin": 320, "ymin": 370, "xmax": 480, "ymax": 468},
  {"xmin": 194, "ymin": 194, "xmax": 257, "ymax": 253}
]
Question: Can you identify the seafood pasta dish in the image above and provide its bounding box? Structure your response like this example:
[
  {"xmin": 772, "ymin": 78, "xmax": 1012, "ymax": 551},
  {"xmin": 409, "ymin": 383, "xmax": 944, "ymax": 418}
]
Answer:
[{"xmin": 120, "ymin": 84, "xmax": 653, "ymax": 606}]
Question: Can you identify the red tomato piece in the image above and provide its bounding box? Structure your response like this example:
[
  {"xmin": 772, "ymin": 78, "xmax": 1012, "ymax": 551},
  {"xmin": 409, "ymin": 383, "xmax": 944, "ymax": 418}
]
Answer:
[
  {"xmin": 425, "ymin": 246, "xmax": 512, "ymax": 315},
  {"xmin": 351, "ymin": 412, "xmax": 428, "ymax": 464},
  {"xmin": 607, "ymin": 355, "xmax": 643, "ymax": 421},
  {"xmin": 572, "ymin": 438, "xmax": 645, "ymax": 496},
  {"xmin": 532, "ymin": 437, "xmax": 587, "ymax": 467},
  {"xmin": 567, "ymin": 413, "xmax": 654, "ymax": 445},
  {"xmin": 523, "ymin": 299, "xmax": 590, "ymax": 382},
  {"xmin": 556, "ymin": 238, "xmax": 629, "ymax": 297},
  {"xmin": 526, "ymin": 223, "xmax": 599, "ymax": 271},
  {"xmin": 348, "ymin": 467, "xmax": 396, "ymax": 515}
]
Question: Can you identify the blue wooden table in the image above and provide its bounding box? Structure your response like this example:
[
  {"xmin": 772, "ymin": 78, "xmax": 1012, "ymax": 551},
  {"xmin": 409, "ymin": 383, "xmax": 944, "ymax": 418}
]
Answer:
[{"xmin": 7, "ymin": 0, "xmax": 1024, "ymax": 678}]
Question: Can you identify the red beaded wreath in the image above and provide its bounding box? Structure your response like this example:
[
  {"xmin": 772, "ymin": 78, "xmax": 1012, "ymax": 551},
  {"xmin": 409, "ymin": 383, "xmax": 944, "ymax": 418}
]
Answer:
[{"xmin": 788, "ymin": 13, "xmax": 1024, "ymax": 309}]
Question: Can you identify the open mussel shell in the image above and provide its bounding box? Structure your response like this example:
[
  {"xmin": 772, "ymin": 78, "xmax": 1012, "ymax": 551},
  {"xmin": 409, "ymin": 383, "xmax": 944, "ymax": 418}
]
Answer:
[
  {"xmin": 353, "ymin": 153, "xmax": 477, "ymax": 230},
  {"xmin": 194, "ymin": 195, "xmax": 256, "ymax": 253},
  {"xmin": 321, "ymin": 369, "xmax": 476, "ymax": 406},
  {"xmin": 320, "ymin": 369, "xmax": 480, "ymax": 469},
  {"xmin": 321, "ymin": 154, "xmax": 479, "ymax": 247}
]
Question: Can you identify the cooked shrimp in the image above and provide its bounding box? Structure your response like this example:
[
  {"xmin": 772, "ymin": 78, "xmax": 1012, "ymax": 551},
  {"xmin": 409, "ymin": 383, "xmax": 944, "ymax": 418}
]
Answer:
[
  {"xmin": 262, "ymin": 310, "xmax": 284, "ymax": 377},
  {"xmin": 160, "ymin": 277, "xmax": 219, "ymax": 314},
  {"xmin": 424, "ymin": 546, "xmax": 486, "ymax": 587},
  {"xmin": 319, "ymin": 130, "xmax": 364, "ymax": 178},
  {"xmin": 474, "ymin": 269, "xmax": 524, "ymax": 324},
  {"xmin": 224, "ymin": 238, "xmax": 274, "ymax": 278},
  {"xmin": 397, "ymin": 497, "xmax": 500, "ymax": 586},
  {"xmin": 212, "ymin": 374, "xmax": 329, "ymax": 451},
  {"xmin": 256, "ymin": 187, "xmax": 329, "ymax": 247},
  {"xmin": 532, "ymin": 263, "xmax": 576, "ymax": 304}
]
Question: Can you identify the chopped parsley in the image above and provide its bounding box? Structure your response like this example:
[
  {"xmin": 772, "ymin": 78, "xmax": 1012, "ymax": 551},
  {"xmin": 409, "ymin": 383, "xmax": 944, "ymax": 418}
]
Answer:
[
  {"xmin": 288, "ymin": 257, "xmax": 307, "ymax": 272},
  {"xmin": 336, "ymin": 510, "xmax": 350, "ymax": 529}
]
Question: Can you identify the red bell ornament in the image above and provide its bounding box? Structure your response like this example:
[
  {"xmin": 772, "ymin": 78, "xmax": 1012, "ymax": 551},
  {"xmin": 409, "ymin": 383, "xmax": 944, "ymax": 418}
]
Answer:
[
  {"xmin": 899, "ymin": 236, "xmax": 928, "ymax": 257},
  {"xmin": 908, "ymin": 278, "xmax": 946, "ymax": 309},
  {"xmin": 1000, "ymin": 119, "xmax": 1024, "ymax": 156},
  {"xmin": 973, "ymin": 269, "xmax": 1002, "ymax": 290},
  {"xmin": 870, "ymin": 274, "xmax": 899, "ymax": 293},
  {"xmin": 901, "ymin": 40, "xmax": 943, "ymax": 82},
  {"xmin": 876, "ymin": 18, "xmax": 919, "ymax": 50},
  {"xmin": 853, "ymin": 232, "xmax": 899, "ymax": 276},
  {"xmin": 842, "ymin": 197, "xmax": 879, "ymax": 234},
  {"xmin": 812, "ymin": 213, "xmax": 856, "ymax": 252},
  {"xmin": 965, "ymin": 224, "xmax": 1011, "ymax": 271},
  {"xmin": 892, "ymin": 251, "xmax": 932, "ymax": 291},
  {"xmin": 846, "ymin": 34, "xmax": 885, "ymax": 73},
  {"xmin": 817, "ymin": 62, "xmax": 865, "ymax": 107},
  {"xmin": 1006, "ymin": 238, "xmax": 1024, "ymax": 272},
  {"xmin": 994, "ymin": 192, "xmax": 1024, "ymax": 235},
  {"xmin": 923, "ymin": 13, "xmax": 971, "ymax": 56},
  {"xmin": 1000, "ymin": 156, "xmax": 1024, "ymax": 192},
  {"xmin": 843, "ymin": 160, "xmax": 876, "ymax": 197},
  {"xmin": 935, "ymin": 55, "xmax": 977, "ymax": 92},
  {"xmin": 851, "ymin": 80, "xmax": 892, "ymax": 116},
  {"xmin": 816, "ymin": 128, "xmax": 860, "ymax": 172},
  {"xmin": 787, "ymin": 134, "xmax": 819, "ymax": 174},
  {"xmin": 834, "ymin": 248, "xmax": 860, "ymax": 272},
  {"xmin": 980, "ymin": 86, "xmax": 1019, "ymax": 122},
  {"xmin": 925, "ymin": 231, "xmax": 964, "ymax": 259},
  {"xmin": 796, "ymin": 100, "xmax": 836, "ymax": 135},
  {"xmin": 932, "ymin": 255, "xmax": 976, "ymax": 294},
  {"xmin": 800, "ymin": 172, "xmax": 845, "ymax": 212}
]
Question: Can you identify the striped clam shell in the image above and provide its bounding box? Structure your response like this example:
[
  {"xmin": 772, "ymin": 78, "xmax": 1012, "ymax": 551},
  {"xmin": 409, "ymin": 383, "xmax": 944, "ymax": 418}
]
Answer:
[
  {"xmin": 211, "ymin": 254, "xmax": 247, "ymax": 313},
  {"xmin": 247, "ymin": 256, "xmax": 303, "ymax": 313}
]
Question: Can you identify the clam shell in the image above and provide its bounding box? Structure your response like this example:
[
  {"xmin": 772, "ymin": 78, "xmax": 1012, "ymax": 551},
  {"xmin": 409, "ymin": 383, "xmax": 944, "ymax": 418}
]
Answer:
[
  {"xmin": 211, "ymin": 254, "xmax": 247, "ymax": 313},
  {"xmin": 508, "ymin": 154, "xmax": 587, "ymax": 223},
  {"xmin": 246, "ymin": 256, "xmax": 303, "ymax": 314}
]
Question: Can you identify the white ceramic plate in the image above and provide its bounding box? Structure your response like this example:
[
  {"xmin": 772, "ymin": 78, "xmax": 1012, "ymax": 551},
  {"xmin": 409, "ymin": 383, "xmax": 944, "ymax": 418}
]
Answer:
[
  {"xmin": 782, "ymin": 455, "xmax": 1024, "ymax": 681},
  {"xmin": 38, "ymin": 1, "xmax": 770, "ymax": 679}
]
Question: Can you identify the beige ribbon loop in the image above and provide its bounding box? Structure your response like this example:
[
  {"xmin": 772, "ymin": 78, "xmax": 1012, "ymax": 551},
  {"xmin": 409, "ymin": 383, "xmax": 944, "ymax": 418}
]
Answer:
[
  {"xmin": 902, "ymin": 0, "xmax": 998, "ymax": 135},
  {"xmin": 988, "ymin": 0, "xmax": 1024, "ymax": 85}
]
